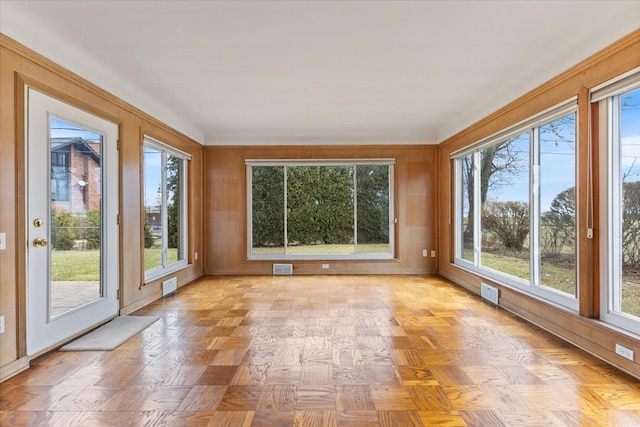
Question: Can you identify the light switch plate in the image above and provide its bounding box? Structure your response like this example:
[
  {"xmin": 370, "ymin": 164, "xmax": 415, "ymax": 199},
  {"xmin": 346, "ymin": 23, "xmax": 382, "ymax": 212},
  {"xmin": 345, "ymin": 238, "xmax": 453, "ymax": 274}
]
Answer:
[{"xmin": 0, "ymin": 232, "xmax": 5, "ymax": 250}]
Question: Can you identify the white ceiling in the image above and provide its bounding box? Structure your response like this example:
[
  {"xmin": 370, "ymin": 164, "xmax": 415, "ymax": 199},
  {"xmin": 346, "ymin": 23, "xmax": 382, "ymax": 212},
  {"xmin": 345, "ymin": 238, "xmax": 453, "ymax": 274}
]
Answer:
[{"xmin": 1, "ymin": 1, "xmax": 639, "ymax": 145}]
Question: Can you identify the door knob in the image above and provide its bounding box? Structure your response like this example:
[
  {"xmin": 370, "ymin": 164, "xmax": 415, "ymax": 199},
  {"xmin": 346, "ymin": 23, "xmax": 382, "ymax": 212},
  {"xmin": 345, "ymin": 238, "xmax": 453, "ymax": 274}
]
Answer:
[{"xmin": 33, "ymin": 238, "xmax": 48, "ymax": 247}]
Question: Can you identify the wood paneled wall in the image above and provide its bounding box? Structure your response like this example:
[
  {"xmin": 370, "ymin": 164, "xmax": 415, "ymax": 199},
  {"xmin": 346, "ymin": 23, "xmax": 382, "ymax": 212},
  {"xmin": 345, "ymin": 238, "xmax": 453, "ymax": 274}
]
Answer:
[
  {"xmin": 437, "ymin": 29, "xmax": 640, "ymax": 378},
  {"xmin": 0, "ymin": 35, "xmax": 204, "ymax": 380},
  {"xmin": 204, "ymin": 145, "xmax": 438, "ymax": 275}
]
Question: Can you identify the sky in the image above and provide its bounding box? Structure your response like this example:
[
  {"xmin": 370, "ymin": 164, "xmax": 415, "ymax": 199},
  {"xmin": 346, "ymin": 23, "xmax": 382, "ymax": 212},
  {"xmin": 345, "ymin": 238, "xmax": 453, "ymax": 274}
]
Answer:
[
  {"xmin": 50, "ymin": 117, "xmax": 101, "ymax": 141},
  {"xmin": 621, "ymin": 88, "xmax": 640, "ymax": 183},
  {"xmin": 487, "ymin": 87, "xmax": 640, "ymax": 212}
]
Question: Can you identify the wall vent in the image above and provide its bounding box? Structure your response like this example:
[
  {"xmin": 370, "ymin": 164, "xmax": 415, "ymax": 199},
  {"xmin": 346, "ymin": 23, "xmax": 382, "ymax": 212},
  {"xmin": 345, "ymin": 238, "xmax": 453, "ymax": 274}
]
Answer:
[
  {"xmin": 480, "ymin": 282, "xmax": 499, "ymax": 305},
  {"xmin": 162, "ymin": 277, "xmax": 178, "ymax": 296},
  {"xmin": 273, "ymin": 263, "xmax": 293, "ymax": 275}
]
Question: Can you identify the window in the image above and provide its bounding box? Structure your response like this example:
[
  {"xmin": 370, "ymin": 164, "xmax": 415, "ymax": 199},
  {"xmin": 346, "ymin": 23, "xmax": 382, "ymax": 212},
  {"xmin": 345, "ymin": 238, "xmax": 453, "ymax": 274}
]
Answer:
[
  {"xmin": 594, "ymin": 71, "xmax": 640, "ymax": 333},
  {"xmin": 51, "ymin": 147, "xmax": 70, "ymax": 201},
  {"xmin": 454, "ymin": 101, "xmax": 577, "ymax": 309},
  {"xmin": 143, "ymin": 136, "xmax": 189, "ymax": 280},
  {"xmin": 247, "ymin": 160, "xmax": 394, "ymax": 259}
]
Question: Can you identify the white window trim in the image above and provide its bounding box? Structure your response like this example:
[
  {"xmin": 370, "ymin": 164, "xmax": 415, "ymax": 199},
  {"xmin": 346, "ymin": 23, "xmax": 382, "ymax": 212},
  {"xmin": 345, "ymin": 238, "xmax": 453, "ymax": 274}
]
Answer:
[
  {"xmin": 453, "ymin": 102, "xmax": 579, "ymax": 311},
  {"xmin": 246, "ymin": 159, "xmax": 395, "ymax": 260},
  {"xmin": 143, "ymin": 136, "xmax": 189, "ymax": 282},
  {"xmin": 450, "ymin": 97, "xmax": 577, "ymax": 159},
  {"xmin": 595, "ymin": 76, "xmax": 640, "ymax": 333}
]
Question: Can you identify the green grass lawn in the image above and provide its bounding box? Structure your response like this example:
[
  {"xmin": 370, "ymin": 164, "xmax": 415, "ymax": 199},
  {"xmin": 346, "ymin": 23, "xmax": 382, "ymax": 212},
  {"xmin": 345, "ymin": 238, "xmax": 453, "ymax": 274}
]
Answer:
[
  {"xmin": 253, "ymin": 243, "xmax": 389, "ymax": 255},
  {"xmin": 51, "ymin": 248, "xmax": 176, "ymax": 280},
  {"xmin": 481, "ymin": 251, "xmax": 577, "ymax": 295},
  {"xmin": 51, "ymin": 249, "xmax": 101, "ymax": 281}
]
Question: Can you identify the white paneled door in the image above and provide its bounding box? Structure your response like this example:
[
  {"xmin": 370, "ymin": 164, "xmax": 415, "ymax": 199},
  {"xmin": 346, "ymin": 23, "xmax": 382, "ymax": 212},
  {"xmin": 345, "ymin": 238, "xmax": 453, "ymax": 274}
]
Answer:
[{"xmin": 26, "ymin": 88, "xmax": 119, "ymax": 355}]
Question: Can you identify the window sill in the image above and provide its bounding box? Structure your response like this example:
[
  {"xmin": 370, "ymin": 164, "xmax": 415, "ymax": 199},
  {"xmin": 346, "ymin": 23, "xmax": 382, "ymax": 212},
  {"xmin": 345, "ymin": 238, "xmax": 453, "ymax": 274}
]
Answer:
[
  {"xmin": 144, "ymin": 262, "xmax": 190, "ymax": 285},
  {"xmin": 243, "ymin": 257, "xmax": 400, "ymax": 263},
  {"xmin": 450, "ymin": 260, "xmax": 579, "ymax": 312}
]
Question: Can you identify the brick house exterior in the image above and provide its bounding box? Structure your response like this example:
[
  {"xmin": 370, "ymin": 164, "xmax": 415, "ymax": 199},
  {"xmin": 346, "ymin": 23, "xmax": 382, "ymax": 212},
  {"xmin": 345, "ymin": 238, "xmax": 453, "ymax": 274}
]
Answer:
[{"xmin": 50, "ymin": 137, "xmax": 101, "ymax": 214}]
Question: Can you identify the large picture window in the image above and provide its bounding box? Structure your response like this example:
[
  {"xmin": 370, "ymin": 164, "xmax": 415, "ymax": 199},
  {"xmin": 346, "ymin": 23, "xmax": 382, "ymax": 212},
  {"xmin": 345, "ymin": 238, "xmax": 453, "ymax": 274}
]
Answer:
[
  {"xmin": 143, "ymin": 136, "xmax": 189, "ymax": 280},
  {"xmin": 594, "ymin": 72, "xmax": 640, "ymax": 333},
  {"xmin": 247, "ymin": 160, "xmax": 394, "ymax": 259},
  {"xmin": 454, "ymin": 101, "xmax": 577, "ymax": 309}
]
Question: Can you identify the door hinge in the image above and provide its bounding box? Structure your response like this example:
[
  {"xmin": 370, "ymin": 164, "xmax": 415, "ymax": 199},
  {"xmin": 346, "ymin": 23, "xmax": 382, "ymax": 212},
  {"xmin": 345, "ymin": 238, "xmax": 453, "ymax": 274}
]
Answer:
[
  {"xmin": 117, "ymin": 289, "xmax": 120, "ymax": 300},
  {"xmin": 117, "ymin": 214, "xmax": 120, "ymax": 225},
  {"xmin": 117, "ymin": 140, "xmax": 120, "ymax": 150}
]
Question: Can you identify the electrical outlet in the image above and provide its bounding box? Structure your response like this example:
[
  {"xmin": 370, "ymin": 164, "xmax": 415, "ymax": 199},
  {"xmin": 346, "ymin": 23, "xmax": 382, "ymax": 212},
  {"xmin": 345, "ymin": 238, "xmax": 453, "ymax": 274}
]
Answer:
[
  {"xmin": 322, "ymin": 264, "xmax": 329, "ymax": 269},
  {"xmin": 422, "ymin": 249, "xmax": 428, "ymax": 257},
  {"xmin": 431, "ymin": 250, "xmax": 436, "ymax": 258},
  {"xmin": 0, "ymin": 232, "xmax": 5, "ymax": 250},
  {"xmin": 0, "ymin": 315, "xmax": 5, "ymax": 334},
  {"xmin": 194, "ymin": 252, "xmax": 198, "ymax": 260},
  {"xmin": 615, "ymin": 343, "xmax": 634, "ymax": 361}
]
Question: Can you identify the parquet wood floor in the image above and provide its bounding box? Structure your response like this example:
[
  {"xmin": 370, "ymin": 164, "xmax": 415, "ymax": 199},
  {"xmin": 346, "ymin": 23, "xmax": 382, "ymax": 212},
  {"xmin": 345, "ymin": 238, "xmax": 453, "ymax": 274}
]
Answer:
[{"xmin": 2, "ymin": 275, "xmax": 639, "ymax": 426}]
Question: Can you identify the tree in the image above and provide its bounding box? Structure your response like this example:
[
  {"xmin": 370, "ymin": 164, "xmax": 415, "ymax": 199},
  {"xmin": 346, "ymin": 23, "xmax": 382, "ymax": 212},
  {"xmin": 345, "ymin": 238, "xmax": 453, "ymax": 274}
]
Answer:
[
  {"xmin": 623, "ymin": 181, "xmax": 640, "ymax": 267},
  {"xmin": 462, "ymin": 138, "xmax": 528, "ymax": 242},
  {"xmin": 541, "ymin": 187, "xmax": 575, "ymax": 255},
  {"xmin": 252, "ymin": 166, "xmax": 285, "ymax": 247},
  {"xmin": 287, "ymin": 166, "xmax": 353, "ymax": 245},
  {"xmin": 51, "ymin": 210, "xmax": 76, "ymax": 250},
  {"xmin": 356, "ymin": 165, "xmax": 389, "ymax": 244},
  {"xmin": 84, "ymin": 209, "xmax": 101, "ymax": 250},
  {"xmin": 144, "ymin": 222, "xmax": 155, "ymax": 248},
  {"xmin": 166, "ymin": 155, "xmax": 181, "ymax": 250},
  {"xmin": 482, "ymin": 201, "xmax": 529, "ymax": 251},
  {"xmin": 462, "ymin": 114, "xmax": 576, "ymax": 247}
]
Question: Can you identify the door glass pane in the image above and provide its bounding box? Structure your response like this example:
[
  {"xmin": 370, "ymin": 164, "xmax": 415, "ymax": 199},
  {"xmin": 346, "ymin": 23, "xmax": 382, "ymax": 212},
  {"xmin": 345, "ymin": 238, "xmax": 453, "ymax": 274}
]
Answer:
[
  {"xmin": 144, "ymin": 146, "xmax": 163, "ymax": 272},
  {"xmin": 49, "ymin": 118, "xmax": 102, "ymax": 317},
  {"xmin": 539, "ymin": 113, "xmax": 577, "ymax": 295},
  {"xmin": 356, "ymin": 165, "xmax": 390, "ymax": 254},
  {"xmin": 251, "ymin": 166, "xmax": 285, "ymax": 255},
  {"xmin": 480, "ymin": 134, "xmax": 531, "ymax": 280},
  {"xmin": 620, "ymin": 87, "xmax": 640, "ymax": 318},
  {"xmin": 287, "ymin": 165, "xmax": 355, "ymax": 255}
]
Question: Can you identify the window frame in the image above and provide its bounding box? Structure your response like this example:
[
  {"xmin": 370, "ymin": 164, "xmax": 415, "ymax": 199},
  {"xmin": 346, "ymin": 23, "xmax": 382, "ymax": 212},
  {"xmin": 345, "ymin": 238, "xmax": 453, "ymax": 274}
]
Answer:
[
  {"xmin": 246, "ymin": 159, "xmax": 396, "ymax": 260},
  {"xmin": 593, "ymin": 69, "xmax": 640, "ymax": 333},
  {"xmin": 453, "ymin": 99, "xmax": 579, "ymax": 311},
  {"xmin": 51, "ymin": 147, "xmax": 71, "ymax": 202},
  {"xmin": 142, "ymin": 135, "xmax": 190, "ymax": 282}
]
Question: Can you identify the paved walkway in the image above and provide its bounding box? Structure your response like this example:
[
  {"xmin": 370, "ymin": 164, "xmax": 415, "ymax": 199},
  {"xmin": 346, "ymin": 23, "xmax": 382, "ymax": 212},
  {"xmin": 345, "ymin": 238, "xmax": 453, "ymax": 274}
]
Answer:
[{"xmin": 50, "ymin": 281, "xmax": 100, "ymax": 316}]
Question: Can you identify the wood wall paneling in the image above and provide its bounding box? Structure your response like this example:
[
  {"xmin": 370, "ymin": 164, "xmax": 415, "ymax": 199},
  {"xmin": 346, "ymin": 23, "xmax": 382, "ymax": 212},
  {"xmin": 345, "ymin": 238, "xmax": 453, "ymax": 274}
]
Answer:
[
  {"xmin": 204, "ymin": 145, "xmax": 438, "ymax": 275},
  {"xmin": 0, "ymin": 35, "xmax": 205, "ymax": 378},
  {"xmin": 0, "ymin": 41, "xmax": 19, "ymax": 367},
  {"xmin": 437, "ymin": 29, "xmax": 640, "ymax": 378}
]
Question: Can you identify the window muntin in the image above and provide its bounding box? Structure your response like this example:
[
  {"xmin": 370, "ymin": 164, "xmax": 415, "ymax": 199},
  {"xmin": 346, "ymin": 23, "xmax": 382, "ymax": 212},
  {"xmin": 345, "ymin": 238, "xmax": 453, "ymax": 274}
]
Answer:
[
  {"xmin": 599, "ymin": 82, "xmax": 640, "ymax": 332},
  {"xmin": 143, "ymin": 137, "xmax": 189, "ymax": 280},
  {"xmin": 454, "ymin": 104, "xmax": 578, "ymax": 309},
  {"xmin": 248, "ymin": 160, "xmax": 394, "ymax": 259}
]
